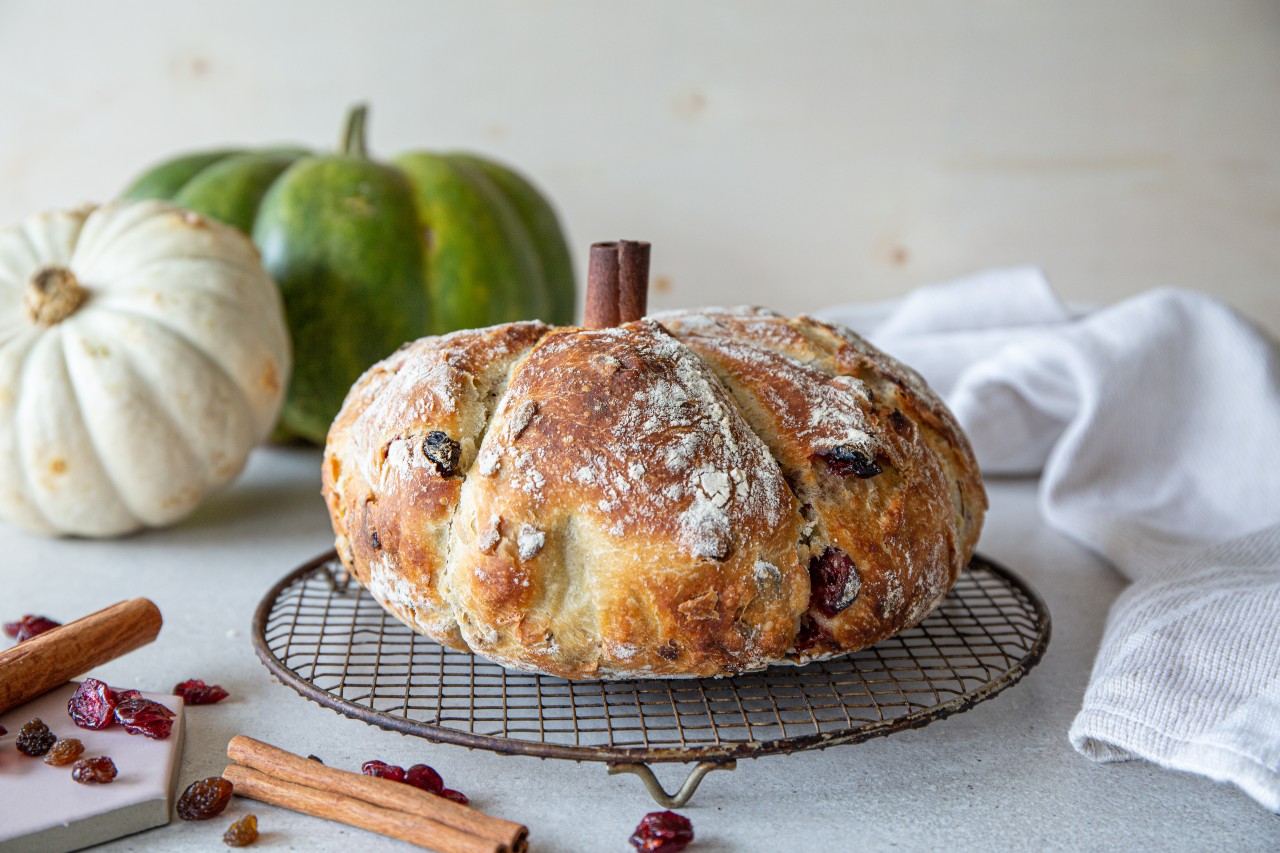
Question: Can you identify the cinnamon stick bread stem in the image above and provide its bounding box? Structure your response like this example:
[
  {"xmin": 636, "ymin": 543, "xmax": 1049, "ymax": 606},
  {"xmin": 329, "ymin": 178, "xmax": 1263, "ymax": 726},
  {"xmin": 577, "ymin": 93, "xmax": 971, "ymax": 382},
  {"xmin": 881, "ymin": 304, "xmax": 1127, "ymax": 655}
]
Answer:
[
  {"xmin": 583, "ymin": 241, "xmax": 620, "ymax": 328},
  {"xmin": 583, "ymin": 239, "xmax": 650, "ymax": 327},
  {"xmin": 617, "ymin": 239, "xmax": 651, "ymax": 323}
]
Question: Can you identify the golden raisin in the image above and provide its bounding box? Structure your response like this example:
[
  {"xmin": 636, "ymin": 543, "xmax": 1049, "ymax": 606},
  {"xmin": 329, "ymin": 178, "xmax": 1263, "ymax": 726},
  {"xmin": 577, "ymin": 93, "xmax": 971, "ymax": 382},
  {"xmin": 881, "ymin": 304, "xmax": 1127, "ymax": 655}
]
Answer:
[
  {"xmin": 223, "ymin": 814, "xmax": 259, "ymax": 847},
  {"xmin": 44, "ymin": 738, "xmax": 85, "ymax": 766},
  {"xmin": 71, "ymin": 756, "xmax": 118, "ymax": 783}
]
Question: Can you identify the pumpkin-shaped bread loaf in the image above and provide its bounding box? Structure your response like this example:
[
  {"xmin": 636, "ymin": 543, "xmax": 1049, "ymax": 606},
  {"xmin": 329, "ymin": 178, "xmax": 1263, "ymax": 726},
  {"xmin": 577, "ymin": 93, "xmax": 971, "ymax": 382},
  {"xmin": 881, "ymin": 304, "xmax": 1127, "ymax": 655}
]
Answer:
[{"xmin": 322, "ymin": 245, "xmax": 985, "ymax": 680}]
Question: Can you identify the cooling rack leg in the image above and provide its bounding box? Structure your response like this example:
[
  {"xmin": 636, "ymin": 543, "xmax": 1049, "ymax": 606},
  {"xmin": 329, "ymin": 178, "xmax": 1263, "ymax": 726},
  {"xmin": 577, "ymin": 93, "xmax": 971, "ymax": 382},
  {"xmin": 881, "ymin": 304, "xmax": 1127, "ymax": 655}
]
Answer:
[
  {"xmin": 321, "ymin": 561, "xmax": 352, "ymax": 593},
  {"xmin": 607, "ymin": 760, "xmax": 737, "ymax": 808}
]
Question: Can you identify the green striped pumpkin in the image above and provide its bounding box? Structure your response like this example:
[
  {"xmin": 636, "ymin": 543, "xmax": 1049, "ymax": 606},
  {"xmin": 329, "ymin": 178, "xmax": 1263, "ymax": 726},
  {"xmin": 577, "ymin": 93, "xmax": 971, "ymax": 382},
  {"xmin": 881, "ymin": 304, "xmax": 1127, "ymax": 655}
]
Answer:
[{"xmin": 124, "ymin": 106, "xmax": 575, "ymax": 444}]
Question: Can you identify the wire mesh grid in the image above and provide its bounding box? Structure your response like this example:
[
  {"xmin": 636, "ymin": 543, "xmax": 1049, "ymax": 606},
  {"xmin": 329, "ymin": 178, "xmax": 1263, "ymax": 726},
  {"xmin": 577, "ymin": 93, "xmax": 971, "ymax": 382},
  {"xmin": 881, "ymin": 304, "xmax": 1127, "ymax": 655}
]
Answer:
[{"xmin": 253, "ymin": 551, "xmax": 1049, "ymax": 765}]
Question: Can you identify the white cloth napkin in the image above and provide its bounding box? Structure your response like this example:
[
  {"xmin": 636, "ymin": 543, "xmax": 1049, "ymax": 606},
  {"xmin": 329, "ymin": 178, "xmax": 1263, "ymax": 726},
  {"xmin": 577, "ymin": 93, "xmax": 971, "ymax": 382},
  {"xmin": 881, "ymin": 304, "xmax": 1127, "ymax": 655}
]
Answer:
[{"xmin": 819, "ymin": 268, "xmax": 1280, "ymax": 812}]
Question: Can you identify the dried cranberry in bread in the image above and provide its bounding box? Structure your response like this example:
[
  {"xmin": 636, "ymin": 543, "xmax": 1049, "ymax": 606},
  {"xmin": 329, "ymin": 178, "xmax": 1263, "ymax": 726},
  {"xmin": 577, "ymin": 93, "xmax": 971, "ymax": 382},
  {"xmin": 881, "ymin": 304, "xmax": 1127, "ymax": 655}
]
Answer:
[{"xmin": 322, "ymin": 306, "xmax": 985, "ymax": 679}]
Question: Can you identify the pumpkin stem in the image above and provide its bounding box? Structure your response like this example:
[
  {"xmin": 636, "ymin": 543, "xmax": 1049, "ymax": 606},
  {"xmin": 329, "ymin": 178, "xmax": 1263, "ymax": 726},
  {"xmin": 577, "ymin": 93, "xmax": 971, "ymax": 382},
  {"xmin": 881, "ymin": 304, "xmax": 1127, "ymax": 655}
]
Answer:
[
  {"xmin": 24, "ymin": 266, "xmax": 88, "ymax": 327},
  {"xmin": 340, "ymin": 104, "xmax": 370, "ymax": 158}
]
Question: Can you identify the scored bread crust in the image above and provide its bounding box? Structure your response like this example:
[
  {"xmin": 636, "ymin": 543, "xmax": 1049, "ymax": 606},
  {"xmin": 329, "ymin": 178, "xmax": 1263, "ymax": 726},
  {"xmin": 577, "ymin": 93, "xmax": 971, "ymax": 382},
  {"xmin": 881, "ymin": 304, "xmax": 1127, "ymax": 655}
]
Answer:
[{"xmin": 322, "ymin": 307, "xmax": 986, "ymax": 680}]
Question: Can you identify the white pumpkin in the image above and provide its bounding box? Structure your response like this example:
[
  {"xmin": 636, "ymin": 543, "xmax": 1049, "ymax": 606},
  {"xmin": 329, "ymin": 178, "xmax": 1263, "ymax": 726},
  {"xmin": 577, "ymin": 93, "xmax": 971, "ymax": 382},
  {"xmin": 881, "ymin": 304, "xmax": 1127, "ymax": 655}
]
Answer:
[{"xmin": 0, "ymin": 200, "xmax": 291, "ymax": 537}]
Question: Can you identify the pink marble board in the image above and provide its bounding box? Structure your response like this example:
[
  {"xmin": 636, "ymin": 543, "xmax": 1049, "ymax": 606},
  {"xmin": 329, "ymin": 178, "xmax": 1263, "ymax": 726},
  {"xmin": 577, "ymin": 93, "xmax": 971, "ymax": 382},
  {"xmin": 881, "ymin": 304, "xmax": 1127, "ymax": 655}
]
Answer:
[{"xmin": 0, "ymin": 682, "xmax": 185, "ymax": 853}]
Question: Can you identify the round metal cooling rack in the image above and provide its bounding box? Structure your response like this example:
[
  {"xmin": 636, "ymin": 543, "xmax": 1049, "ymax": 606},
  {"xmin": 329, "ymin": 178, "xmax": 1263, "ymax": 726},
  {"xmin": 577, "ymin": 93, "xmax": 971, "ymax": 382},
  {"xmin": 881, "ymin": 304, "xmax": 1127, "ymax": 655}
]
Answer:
[{"xmin": 253, "ymin": 551, "xmax": 1050, "ymax": 806}]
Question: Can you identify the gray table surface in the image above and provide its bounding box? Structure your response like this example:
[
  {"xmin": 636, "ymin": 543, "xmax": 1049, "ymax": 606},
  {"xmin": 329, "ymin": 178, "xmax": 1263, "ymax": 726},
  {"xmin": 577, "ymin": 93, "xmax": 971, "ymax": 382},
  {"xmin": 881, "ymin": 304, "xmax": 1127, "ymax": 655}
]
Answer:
[{"xmin": 4, "ymin": 447, "xmax": 1276, "ymax": 852}]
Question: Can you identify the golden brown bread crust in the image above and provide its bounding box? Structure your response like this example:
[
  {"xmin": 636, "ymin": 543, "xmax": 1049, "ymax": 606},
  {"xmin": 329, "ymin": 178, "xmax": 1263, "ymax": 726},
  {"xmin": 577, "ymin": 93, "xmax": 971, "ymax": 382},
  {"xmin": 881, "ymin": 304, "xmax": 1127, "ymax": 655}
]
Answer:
[
  {"xmin": 322, "ymin": 308, "xmax": 986, "ymax": 679},
  {"xmin": 658, "ymin": 307, "xmax": 985, "ymax": 658},
  {"xmin": 323, "ymin": 321, "xmax": 552, "ymax": 650}
]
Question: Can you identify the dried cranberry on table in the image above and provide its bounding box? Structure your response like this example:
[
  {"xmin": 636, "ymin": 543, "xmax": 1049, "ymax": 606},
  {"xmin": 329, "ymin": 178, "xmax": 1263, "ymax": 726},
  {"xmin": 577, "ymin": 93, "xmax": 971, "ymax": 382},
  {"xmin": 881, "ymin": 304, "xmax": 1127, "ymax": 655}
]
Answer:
[
  {"xmin": 405, "ymin": 763, "xmax": 444, "ymax": 794},
  {"xmin": 15, "ymin": 718, "xmax": 57, "ymax": 756},
  {"xmin": 44, "ymin": 738, "xmax": 86, "ymax": 766},
  {"xmin": 174, "ymin": 679, "xmax": 229, "ymax": 705},
  {"xmin": 71, "ymin": 756, "xmax": 118, "ymax": 784},
  {"xmin": 0, "ymin": 725, "xmax": 6, "ymax": 736},
  {"xmin": 223, "ymin": 813, "xmax": 259, "ymax": 847},
  {"xmin": 438, "ymin": 788, "xmax": 469, "ymax": 805},
  {"xmin": 177, "ymin": 777, "xmax": 234, "ymax": 820},
  {"xmin": 3, "ymin": 614, "xmax": 61, "ymax": 642},
  {"xmin": 362, "ymin": 757, "xmax": 467, "ymax": 803},
  {"xmin": 362, "ymin": 760, "xmax": 406, "ymax": 782},
  {"xmin": 114, "ymin": 696, "xmax": 175, "ymax": 739},
  {"xmin": 630, "ymin": 811, "xmax": 694, "ymax": 853},
  {"xmin": 69, "ymin": 678, "xmax": 119, "ymax": 730}
]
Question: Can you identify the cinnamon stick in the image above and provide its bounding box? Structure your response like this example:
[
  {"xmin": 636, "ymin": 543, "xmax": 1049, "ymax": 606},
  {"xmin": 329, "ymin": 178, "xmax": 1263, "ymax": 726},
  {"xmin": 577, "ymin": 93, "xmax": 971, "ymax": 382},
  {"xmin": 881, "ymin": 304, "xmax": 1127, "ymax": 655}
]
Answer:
[
  {"xmin": 223, "ymin": 764, "xmax": 501, "ymax": 853},
  {"xmin": 617, "ymin": 240, "xmax": 651, "ymax": 323},
  {"xmin": 0, "ymin": 598, "xmax": 162, "ymax": 714},
  {"xmin": 227, "ymin": 735, "xmax": 528, "ymax": 853},
  {"xmin": 583, "ymin": 241, "xmax": 621, "ymax": 328}
]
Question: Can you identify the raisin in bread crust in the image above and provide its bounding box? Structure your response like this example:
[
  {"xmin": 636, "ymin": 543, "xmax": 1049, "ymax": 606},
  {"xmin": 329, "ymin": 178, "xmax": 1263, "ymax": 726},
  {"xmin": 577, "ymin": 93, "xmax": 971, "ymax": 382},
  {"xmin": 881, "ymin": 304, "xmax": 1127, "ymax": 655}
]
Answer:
[{"xmin": 322, "ymin": 308, "xmax": 986, "ymax": 680}]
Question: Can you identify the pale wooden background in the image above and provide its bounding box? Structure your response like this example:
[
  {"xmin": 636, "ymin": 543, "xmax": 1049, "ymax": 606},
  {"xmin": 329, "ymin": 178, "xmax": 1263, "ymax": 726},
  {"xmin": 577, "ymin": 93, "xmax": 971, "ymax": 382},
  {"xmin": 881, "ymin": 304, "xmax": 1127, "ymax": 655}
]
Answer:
[{"xmin": 1, "ymin": 0, "xmax": 1277, "ymax": 332}]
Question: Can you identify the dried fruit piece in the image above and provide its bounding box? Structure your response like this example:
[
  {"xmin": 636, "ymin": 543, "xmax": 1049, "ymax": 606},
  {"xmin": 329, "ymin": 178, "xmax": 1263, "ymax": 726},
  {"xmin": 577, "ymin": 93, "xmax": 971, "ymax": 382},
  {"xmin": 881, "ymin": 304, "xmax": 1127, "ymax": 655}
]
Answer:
[
  {"xmin": 71, "ymin": 756, "xmax": 118, "ymax": 784},
  {"xmin": 21, "ymin": 615, "xmax": 62, "ymax": 640},
  {"xmin": 114, "ymin": 696, "xmax": 175, "ymax": 739},
  {"xmin": 438, "ymin": 788, "xmax": 469, "ymax": 805},
  {"xmin": 114, "ymin": 688, "xmax": 143, "ymax": 703},
  {"xmin": 15, "ymin": 718, "xmax": 57, "ymax": 756},
  {"xmin": 404, "ymin": 763, "xmax": 444, "ymax": 794},
  {"xmin": 630, "ymin": 811, "xmax": 694, "ymax": 853},
  {"xmin": 361, "ymin": 760, "xmax": 406, "ymax": 782},
  {"xmin": 69, "ymin": 678, "xmax": 119, "ymax": 730},
  {"xmin": 0, "ymin": 724, "xmax": 6, "ymax": 736},
  {"xmin": 178, "ymin": 777, "xmax": 234, "ymax": 820},
  {"xmin": 808, "ymin": 546, "xmax": 861, "ymax": 618},
  {"xmin": 223, "ymin": 814, "xmax": 259, "ymax": 847},
  {"xmin": 44, "ymin": 738, "xmax": 85, "ymax": 766},
  {"xmin": 423, "ymin": 431, "xmax": 461, "ymax": 476},
  {"xmin": 3, "ymin": 614, "xmax": 61, "ymax": 642},
  {"xmin": 118, "ymin": 695, "xmax": 175, "ymax": 718},
  {"xmin": 174, "ymin": 679, "xmax": 229, "ymax": 705},
  {"xmin": 793, "ymin": 615, "xmax": 836, "ymax": 655},
  {"xmin": 821, "ymin": 445, "xmax": 883, "ymax": 479}
]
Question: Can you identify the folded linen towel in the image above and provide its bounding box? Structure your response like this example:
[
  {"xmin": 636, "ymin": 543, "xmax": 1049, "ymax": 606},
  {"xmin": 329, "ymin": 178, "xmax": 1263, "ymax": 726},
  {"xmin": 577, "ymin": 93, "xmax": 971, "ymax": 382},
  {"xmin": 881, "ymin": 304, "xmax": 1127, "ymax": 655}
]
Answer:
[{"xmin": 820, "ymin": 269, "xmax": 1280, "ymax": 812}]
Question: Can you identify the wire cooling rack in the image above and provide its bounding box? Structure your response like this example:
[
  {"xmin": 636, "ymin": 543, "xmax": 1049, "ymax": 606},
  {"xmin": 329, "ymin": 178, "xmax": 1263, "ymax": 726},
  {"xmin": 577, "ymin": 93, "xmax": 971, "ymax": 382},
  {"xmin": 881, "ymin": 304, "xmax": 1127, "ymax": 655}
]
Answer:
[{"xmin": 253, "ymin": 551, "xmax": 1050, "ymax": 806}]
